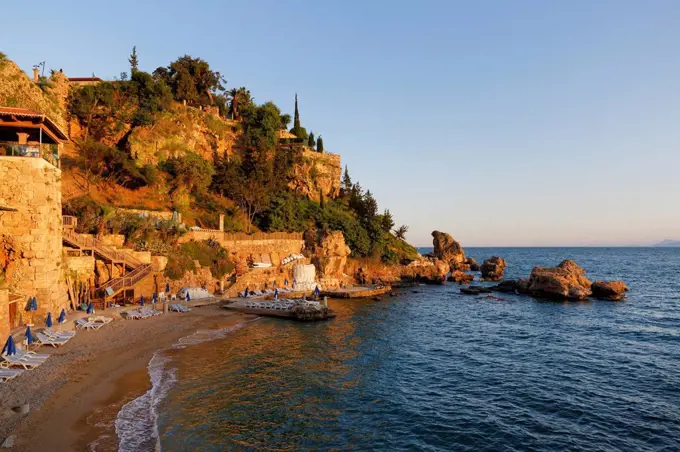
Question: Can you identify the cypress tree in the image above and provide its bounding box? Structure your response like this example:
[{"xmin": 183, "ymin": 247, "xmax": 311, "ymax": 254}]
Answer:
[
  {"xmin": 293, "ymin": 93, "xmax": 301, "ymax": 131},
  {"xmin": 129, "ymin": 46, "xmax": 139, "ymax": 73},
  {"xmin": 308, "ymin": 132, "xmax": 315, "ymax": 149},
  {"xmin": 317, "ymin": 135, "xmax": 324, "ymax": 153}
]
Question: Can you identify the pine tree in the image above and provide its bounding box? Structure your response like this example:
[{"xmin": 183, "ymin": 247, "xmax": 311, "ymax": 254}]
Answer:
[
  {"xmin": 308, "ymin": 132, "xmax": 315, "ymax": 149},
  {"xmin": 319, "ymin": 189, "xmax": 325, "ymax": 210},
  {"xmin": 129, "ymin": 46, "xmax": 139, "ymax": 73},
  {"xmin": 316, "ymin": 135, "xmax": 324, "ymax": 152},
  {"xmin": 381, "ymin": 209, "xmax": 395, "ymax": 232},
  {"xmin": 341, "ymin": 166, "xmax": 352, "ymax": 195}
]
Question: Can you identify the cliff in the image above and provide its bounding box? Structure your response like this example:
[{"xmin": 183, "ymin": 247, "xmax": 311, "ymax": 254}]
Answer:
[
  {"xmin": 128, "ymin": 108, "xmax": 239, "ymax": 164},
  {"xmin": 290, "ymin": 149, "xmax": 342, "ymax": 200},
  {"xmin": 0, "ymin": 56, "xmax": 68, "ymax": 130}
]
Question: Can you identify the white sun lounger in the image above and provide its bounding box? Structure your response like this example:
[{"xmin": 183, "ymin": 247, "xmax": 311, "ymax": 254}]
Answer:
[
  {"xmin": 1, "ymin": 354, "xmax": 46, "ymax": 369},
  {"xmin": 76, "ymin": 318, "xmax": 100, "ymax": 330},
  {"xmin": 14, "ymin": 349, "xmax": 50, "ymax": 360},
  {"xmin": 45, "ymin": 328, "xmax": 76, "ymax": 338},
  {"xmin": 35, "ymin": 332, "xmax": 71, "ymax": 347},
  {"xmin": 89, "ymin": 316, "xmax": 113, "ymax": 324},
  {"xmin": 0, "ymin": 368, "xmax": 24, "ymax": 381}
]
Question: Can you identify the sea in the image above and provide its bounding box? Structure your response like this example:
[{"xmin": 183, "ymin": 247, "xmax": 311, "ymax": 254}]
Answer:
[{"xmin": 114, "ymin": 247, "xmax": 680, "ymax": 451}]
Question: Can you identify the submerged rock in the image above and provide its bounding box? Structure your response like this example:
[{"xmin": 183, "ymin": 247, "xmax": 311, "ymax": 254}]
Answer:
[
  {"xmin": 460, "ymin": 285, "xmax": 492, "ymax": 295},
  {"xmin": 591, "ymin": 280, "xmax": 629, "ymax": 301},
  {"xmin": 492, "ymin": 279, "xmax": 529, "ymax": 293},
  {"xmin": 480, "ymin": 256, "xmax": 507, "ymax": 281},
  {"xmin": 466, "ymin": 257, "xmax": 480, "ymax": 271},
  {"xmin": 527, "ymin": 259, "xmax": 592, "ymax": 300}
]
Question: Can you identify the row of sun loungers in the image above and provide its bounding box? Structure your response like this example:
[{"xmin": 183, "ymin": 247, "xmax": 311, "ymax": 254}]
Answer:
[
  {"xmin": 170, "ymin": 304, "xmax": 191, "ymax": 313},
  {"xmin": 1, "ymin": 348, "xmax": 50, "ymax": 369},
  {"xmin": 123, "ymin": 307, "xmax": 162, "ymax": 320},
  {"xmin": 281, "ymin": 254, "xmax": 304, "ymax": 265}
]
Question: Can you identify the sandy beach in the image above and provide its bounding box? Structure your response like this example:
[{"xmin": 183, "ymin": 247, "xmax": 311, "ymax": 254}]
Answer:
[{"xmin": 0, "ymin": 304, "xmax": 251, "ymax": 451}]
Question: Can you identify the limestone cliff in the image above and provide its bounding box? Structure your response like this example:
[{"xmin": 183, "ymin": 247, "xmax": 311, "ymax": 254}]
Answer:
[
  {"xmin": 0, "ymin": 56, "xmax": 68, "ymax": 130},
  {"xmin": 311, "ymin": 231, "xmax": 351, "ymax": 288},
  {"xmin": 128, "ymin": 108, "xmax": 239, "ymax": 164},
  {"xmin": 290, "ymin": 149, "xmax": 341, "ymax": 200}
]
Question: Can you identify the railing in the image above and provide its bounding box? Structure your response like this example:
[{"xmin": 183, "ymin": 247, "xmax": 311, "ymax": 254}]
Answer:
[
  {"xmin": 184, "ymin": 230, "xmax": 303, "ymax": 241},
  {"xmin": 62, "ymin": 228, "xmax": 144, "ymax": 268},
  {"xmin": 0, "ymin": 142, "xmax": 60, "ymax": 167},
  {"xmin": 96, "ymin": 264, "xmax": 152, "ymax": 298},
  {"xmin": 62, "ymin": 215, "xmax": 77, "ymax": 229}
]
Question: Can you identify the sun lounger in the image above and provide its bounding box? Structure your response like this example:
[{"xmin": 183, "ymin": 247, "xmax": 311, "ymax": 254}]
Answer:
[
  {"xmin": 14, "ymin": 349, "xmax": 50, "ymax": 360},
  {"xmin": 0, "ymin": 368, "xmax": 24, "ymax": 382},
  {"xmin": 44, "ymin": 328, "xmax": 76, "ymax": 338},
  {"xmin": 35, "ymin": 332, "xmax": 71, "ymax": 347},
  {"xmin": 1, "ymin": 354, "xmax": 46, "ymax": 369},
  {"xmin": 89, "ymin": 316, "xmax": 113, "ymax": 324}
]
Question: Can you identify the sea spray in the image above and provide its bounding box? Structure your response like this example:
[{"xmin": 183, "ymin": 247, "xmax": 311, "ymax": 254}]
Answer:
[{"xmin": 114, "ymin": 318, "xmax": 259, "ymax": 451}]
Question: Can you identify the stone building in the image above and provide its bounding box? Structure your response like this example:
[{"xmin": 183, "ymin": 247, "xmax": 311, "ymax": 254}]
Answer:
[{"xmin": 0, "ymin": 110, "xmax": 68, "ymax": 337}]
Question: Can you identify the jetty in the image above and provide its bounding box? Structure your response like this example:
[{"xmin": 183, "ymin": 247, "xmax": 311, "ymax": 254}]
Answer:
[{"xmin": 320, "ymin": 285, "xmax": 392, "ymax": 299}]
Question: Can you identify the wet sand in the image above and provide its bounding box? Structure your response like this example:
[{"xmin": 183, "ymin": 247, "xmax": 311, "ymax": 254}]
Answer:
[{"xmin": 0, "ymin": 305, "xmax": 250, "ymax": 451}]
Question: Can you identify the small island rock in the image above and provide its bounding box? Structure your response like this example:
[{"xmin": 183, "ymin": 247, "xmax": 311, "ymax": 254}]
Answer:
[
  {"xmin": 591, "ymin": 280, "xmax": 629, "ymax": 301},
  {"xmin": 527, "ymin": 259, "xmax": 592, "ymax": 300},
  {"xmin": 432, "ymin": 230, "xmax": 466, "ymax": 268},
  {"xmin": 480, "ymin": 256, "xmax": 507, "ymax": 281},
  {"xmin": 448, "ymin": 270, "xmax": 474, "ymax": 285},
  {"xmin": 466, "ymin": 257, "xmax": 480, "ymax": 271}
]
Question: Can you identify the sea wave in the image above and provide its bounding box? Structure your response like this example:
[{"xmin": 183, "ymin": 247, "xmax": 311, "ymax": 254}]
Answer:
[{"xmin": 111, "ymin": 318, "xmax": 258, "ymax": 452}]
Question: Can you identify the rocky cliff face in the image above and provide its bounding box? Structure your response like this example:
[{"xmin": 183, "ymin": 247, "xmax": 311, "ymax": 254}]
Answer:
[
  {"xmin": 431, "ymin": 230, "xmax": 466, "ymax": 268},
  {"xmin": 128, "ymin": 108, "xmax": 238, "ymax": 164},
  {"xmin": 311, "ymin": 230, "xmax": 351, "ymax": 288},
  {"xmin": 0, "ymin": 57, "xmax": 67, "ymax": 129},
  {"xmin": 290, "ymin": 149, "xmax": 341, "ymax": 200}
]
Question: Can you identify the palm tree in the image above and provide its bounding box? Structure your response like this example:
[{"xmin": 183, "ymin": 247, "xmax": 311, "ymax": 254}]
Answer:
[
  {"xmin": 227, "ymin": 87, "xmax": 252, "ymax": 121},
  {"xmin": 394, "ymin": 225, "xmax": 409, "ymax": 241}
]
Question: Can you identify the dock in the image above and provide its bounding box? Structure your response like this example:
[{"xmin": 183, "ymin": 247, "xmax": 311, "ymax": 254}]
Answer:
[
  {"xmin": 223, "ymin": 299, "xmax": 336, "ymax": 321},
  {"xmin": 319, "ymin": 285, "xmax": 392, "ymax": 299}
]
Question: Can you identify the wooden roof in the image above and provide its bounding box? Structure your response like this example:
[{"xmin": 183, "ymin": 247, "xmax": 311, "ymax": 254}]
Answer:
[{"xmin": 0, "ymin": 107, "xmax": 68, "ymax": 142}]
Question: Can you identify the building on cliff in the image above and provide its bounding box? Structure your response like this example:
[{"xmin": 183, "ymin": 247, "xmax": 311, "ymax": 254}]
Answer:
[{"xmin": 0, "ymin": 107, "xmax": 68, "ymax": 167}]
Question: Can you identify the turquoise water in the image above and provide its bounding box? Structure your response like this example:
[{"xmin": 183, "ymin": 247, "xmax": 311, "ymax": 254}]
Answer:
[{"xmin": 133, "ymin": 248, "xmax": 680, "ymax": 451}]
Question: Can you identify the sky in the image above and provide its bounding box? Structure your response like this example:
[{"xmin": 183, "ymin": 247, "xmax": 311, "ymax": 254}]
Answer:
[{"xmin": 2, "ymin": 0, "xmax": 679, "ymax": 246}]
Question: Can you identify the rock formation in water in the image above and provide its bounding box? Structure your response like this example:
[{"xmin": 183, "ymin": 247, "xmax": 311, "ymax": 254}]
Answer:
[
  {"xmin": 526, "ymin": 259, "xmax": 592, "ymax": 300},
  {"xmin": 591, "ymin": 280, "xmax": 629, "ymax": 301},
  {"xmin": 466, "ymin": 257, "xmax": 480, "ymax": 271},
  {"xmin": 480, "ymin": 256, "xmax": 507, "ymax": 281},
  {"xmin": 448, "ymin": 270, "xmax": 474, "ymax": 284},
  {"xmin": 431, "ymin": 231, "xmax": 466, "ymax": 269},
  {"xmin": 311, "ymin": 230, "xmax": 351, "ymax": 288}
]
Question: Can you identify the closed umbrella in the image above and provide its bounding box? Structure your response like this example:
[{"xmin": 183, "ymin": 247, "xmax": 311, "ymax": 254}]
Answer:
[
  {"xmin": 27, "ymin": 296, "xmax": 37, "ymax": 311},
  {"xmin": 58, "ymin": 309, "xmax": 66, "ymax": 324},
  {"xmin": 25, "ymin": 326, "xmax": 33, "ymax": 346},
  {"xmin": 185, "ymin": 291, "xmax": 190, "ymax": 310},
  {"xmin": 87, "ymin": 302, "xmax": 94, "ymax": 314},
  {"xmin": 165, "ymin": 282, "xmax": 170, "ymax": 293},
  {"xmin": 284, "ymin": 279, "xmax": 289, "ymax": 287},
  {"xmin": 314, "ymin": 285, "xmax": 320, "ymax": 297},
  {"xmin": 243, "ymin": 286, "xmax": 248, "ymax": 298},
  {"xmin": 140, "ymin": 295, "xmax": 145, "ymax": 306},
  {"xmin": 46, "ymin": 312, "xmax": 53, "ymax": 328},
  {"xmin": 2, "ymin": 335, "xmax": 16, "ymax": 356},
  {"xmin": 274, "ymin": 288, "xmax": 279, "ymax": 300}
]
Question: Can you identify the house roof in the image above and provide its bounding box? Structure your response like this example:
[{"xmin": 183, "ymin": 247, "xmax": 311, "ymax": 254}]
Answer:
[
  {"xmin": 0, "ymin": 107, "xmax": 69, "ymax": 141},
  {"xmin": 278, "ymin": 129, "xmax": 298, "ymax": 139},
  {"xmin": 68, "ymin": 77, "xmax": 102, "ymax": 82}
]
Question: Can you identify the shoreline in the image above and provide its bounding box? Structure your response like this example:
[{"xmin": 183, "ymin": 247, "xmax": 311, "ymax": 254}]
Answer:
[{"xmin": 0, "ymin": 305, "xmax": 251, "ymax": 451}]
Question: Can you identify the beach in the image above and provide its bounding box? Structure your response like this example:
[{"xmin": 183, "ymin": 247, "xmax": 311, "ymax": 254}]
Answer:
[{"xmin": 0, "ymin": 304, "xmax": 250, "ymax": 451}]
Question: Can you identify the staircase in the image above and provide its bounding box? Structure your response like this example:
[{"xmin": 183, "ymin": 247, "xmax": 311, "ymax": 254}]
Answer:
[{"xmin": 62, "ymin": 218, "xmax": 153, "ymax": 300}]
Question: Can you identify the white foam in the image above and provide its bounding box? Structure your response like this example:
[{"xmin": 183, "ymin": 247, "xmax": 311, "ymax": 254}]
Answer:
[{"xmin": 111, "ymin": 318, "xmax": 259, "ymax": 451}]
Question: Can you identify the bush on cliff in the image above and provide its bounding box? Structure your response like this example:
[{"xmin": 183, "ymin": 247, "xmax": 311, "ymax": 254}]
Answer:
[{"xmin": 165, "ymin": 240, "xmax": 235, "ymax": 280}]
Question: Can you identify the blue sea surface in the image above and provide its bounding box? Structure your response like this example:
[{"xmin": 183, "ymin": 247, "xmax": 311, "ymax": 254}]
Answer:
[{"xmin": 153, "ymin": 248, "xmax": 680, "ymax": 451}]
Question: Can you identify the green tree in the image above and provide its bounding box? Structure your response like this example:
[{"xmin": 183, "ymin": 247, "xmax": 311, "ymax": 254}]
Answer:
[
  {"xmin": 316, "ymin": 135, "xmax": 324, "ymax": 152},
  {"xmin": 161, "ymin": 152, "xmax": 215, "ymax": 195},
  {"xmin": 154, "ymin": 55, "xmax": 226, "ymax": 108},
  {"xmin": 129, "ymin": 46, "xmax": 139, "ymax": 73},
  {"xmin": 308, "ymin": 132, "xmax": 315, "ymax": 149},
  {"xmin": 279, "ymin": 113, "xmax": 291, "ymax": 129},
  {"xmin": 341, "ymin": 166, "xmax": 352, "ymax": 195},
  {"xmin": 381, "ymin": 209, "xmax": 395, "ymax": 232}
]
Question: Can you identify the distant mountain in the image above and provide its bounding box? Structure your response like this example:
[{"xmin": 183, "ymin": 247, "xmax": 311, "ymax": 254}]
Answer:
[{"xmin": 653, "ymin": 239, "xmax": 680, "ymax": 247}]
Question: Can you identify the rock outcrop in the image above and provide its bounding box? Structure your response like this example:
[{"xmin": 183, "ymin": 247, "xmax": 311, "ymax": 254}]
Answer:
[
  {"xmin": 289, "ymin": 150, "xmax": 342, "ymax": 200},
  {"xmin": 460, "ymin": 285, "xmax": 492, "ymax": 295},
  {"xmin": 527, "ymin": 259, "xmax": 592, "ymax": 300},
  {"xmin": 311, "ymin": 231, "xmax": 351, "ymax": 288},
  {"xmin": 448, "ymin": 271, "xmax": 474, "ymax": 284},
  {"xmin": 480, "ymin": 256, "xmax": 507, "ymax": 281},
  {"xmin": 432, "ymin": 231, "xmax": 466, "ymax": 268},
  {"xmin": 591, "ymin": 280, "xmax": 629, "ymax": 301},
  {"xmin": 466, "ymin": 257, "xmax": 480, "ymax": 271}
]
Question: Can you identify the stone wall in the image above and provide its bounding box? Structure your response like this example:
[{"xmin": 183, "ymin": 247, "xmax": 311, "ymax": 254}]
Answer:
[
  {"xmin": 0, "ymin": 290, "xmax": 8, "ymax": 338},
  {"xmin": 178, "ymin": 231, "xmax": 304, "ymax": 267},
  {"xmin": 63, "ymin": 255, "xmax": 95, "ymax": 282},
  {"xmin": 0, "ymin": 157, "xmax": 68, "ymax": 329}
]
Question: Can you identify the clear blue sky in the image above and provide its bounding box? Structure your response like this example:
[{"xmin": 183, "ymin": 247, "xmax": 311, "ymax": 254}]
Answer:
[{"xmin": 2, "ymin": 0, "xmax": 679, "ymax": 246}]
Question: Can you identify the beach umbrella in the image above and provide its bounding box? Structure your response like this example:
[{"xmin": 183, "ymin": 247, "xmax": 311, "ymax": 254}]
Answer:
[
  {"xmin": 140, "ymin": 295, "xmax": 145, "ymax": 306},
  {"xmin": 243, "ymin": 286, "xmax": 248, "ymax": 298},
  {"xmin": 293, "ymin": 278, "xmax": 297, "ymax": 288},
  {"xmin": 274, "ymin": 288, "xmax": 279, "ymax": 300},
  {"xmin": 284, "ymin": 279, "xmax": 288, "ymax": 287},
  {"xmin": 314, "ymin": 286, "xmax": 320, "ymax": 297},
  {"xmin": 46, "ymin": 312, "xmax": 53, "ymax": 328},
  {"xmin": 186, "ymin": 292, "xmax": 191, "ymax": 302},
  {"xmin": 87, "ymin": 302, "xmax": 94, "ymax": 314},
  {"xmin": 152, "ymin": 293, "xmax": 157, "ymax": 304},
  {"xmin": 58, "ymin": 309, "xmax": 66, "ymax": 324},
  {"xmin": 2, "ymin": 335, "xmax": 16, "ymax": 356},
  {"xmin": 27, "ymin": 296, "xmax": 37, "ymax": 311},
  {"xmin": 165, "ymin": 282, "xmax": 170, "ymax": 293},
  {"xmin": 25, "ymin": 326, "xmax": 33, "ymax": 346}
]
